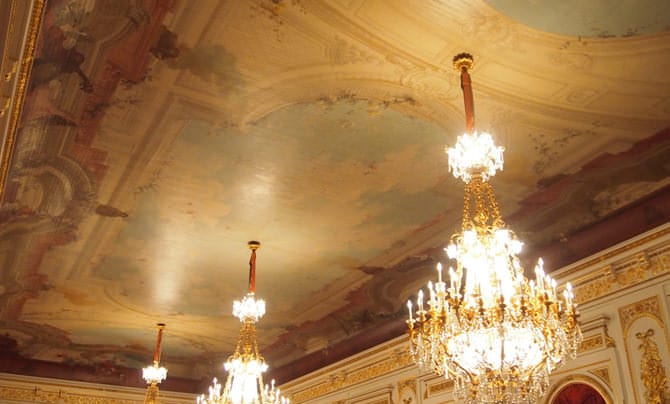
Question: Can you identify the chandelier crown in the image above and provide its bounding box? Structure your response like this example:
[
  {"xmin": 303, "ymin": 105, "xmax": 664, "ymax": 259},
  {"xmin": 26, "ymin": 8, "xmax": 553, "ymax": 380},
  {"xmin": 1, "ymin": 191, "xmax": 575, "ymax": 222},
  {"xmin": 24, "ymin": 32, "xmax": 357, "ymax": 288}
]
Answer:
[
  {"xmin": 447, "ymin": 131, "xmax": 504, "ymax": 183},
  {"xmin": 407, "ymin": 53, "xmax": 581, "ymax": 404}
]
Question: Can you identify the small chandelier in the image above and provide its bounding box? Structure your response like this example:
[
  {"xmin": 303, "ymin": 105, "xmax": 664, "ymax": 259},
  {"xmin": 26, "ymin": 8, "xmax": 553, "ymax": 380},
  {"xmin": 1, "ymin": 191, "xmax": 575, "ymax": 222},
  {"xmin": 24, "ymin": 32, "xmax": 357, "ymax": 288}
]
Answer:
[
  {"xmin": 198, "ymin": 241, "xmax": 289, "ymax": 404},
  {"xmin": 143, "ymin": 323, "xmax": 168, "ymax": 404},
  {"xmin": 406, "ymin": 53, "xmax": 582, "ymax": 404}
]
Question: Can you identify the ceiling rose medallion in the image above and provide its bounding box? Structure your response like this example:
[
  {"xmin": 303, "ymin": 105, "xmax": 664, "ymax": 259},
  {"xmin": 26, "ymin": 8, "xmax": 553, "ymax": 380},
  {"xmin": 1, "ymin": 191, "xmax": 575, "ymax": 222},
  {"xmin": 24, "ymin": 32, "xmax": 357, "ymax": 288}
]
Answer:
[{"xmin": 406, "ymin": 53, "xmax": 582, "ymax": 404}]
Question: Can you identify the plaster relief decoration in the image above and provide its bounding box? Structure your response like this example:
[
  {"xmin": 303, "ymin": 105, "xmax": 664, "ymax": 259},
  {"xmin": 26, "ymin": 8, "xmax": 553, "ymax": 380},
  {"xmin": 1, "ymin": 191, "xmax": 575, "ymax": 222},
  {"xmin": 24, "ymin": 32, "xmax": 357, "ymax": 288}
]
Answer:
[
  {"xmin": 619, "ymin": 296, "xmax": 670, "ymax": 404},
  {"xmin": 637, "ymin": 329, "xmax": 670, "ymax": 404},
  {"xmin": 347, "ymin": 388, "xmax": 392, "ymax": 404},
  {"xmin": 588, "ymin": 367, "xmax": 612, "ymax": 391},
  {"xmin": 421, "ymin": 376, "xmax": 454, "ymax": 400},
  {"xmin": 396, "ymin": 378, "xmax": 417, "ymax": 404}
]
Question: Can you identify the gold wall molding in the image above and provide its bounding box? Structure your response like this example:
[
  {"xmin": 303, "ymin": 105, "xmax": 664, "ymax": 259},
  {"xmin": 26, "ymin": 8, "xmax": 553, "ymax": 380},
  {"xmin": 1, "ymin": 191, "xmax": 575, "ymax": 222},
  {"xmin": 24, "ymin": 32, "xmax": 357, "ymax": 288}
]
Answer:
[
  {"xmin": 619, "ymin": 295, "xmax": 670, "ymax": 404},
  {"xmin": 636, "ymin": 329, "xmax": 670, "ymax": 403},
  {"xmin": 422, "ymin": 377, "xmax": 453, "ymax": 399},
  {"xmin": 619, "ymin": 296, "xmax": 664, "ymax": 333},
  {"xmin": 283, "ymin": 338, "xmax": 414, "ymax": 403},
  {"xmin": 579, "ymin": 334, "xmax": 606, "ymax": 354},
  {"xmin": 588, "ymin": 367, "xmax": 612, "ymax": 389},
  {"xmin": 0, "ymin": 373, "xmax": 194, "ymax": 404},
  {"xmin": 578, "ymin": 315, "xmax": 616, "ymax": 356},
  {"xmin": 0, "ymin": 385, "xmax": 137, "ymax": 404},
  {"xmin": 288, "ymin": 348, "xmax": 412, "ymax": 402},
  {"xmin": 396, "ymin": 377, "xmax": 417, "ymax": 403},
  {"xmin": 346, "ymin": 387, "xmax": 393, "ymax": 404}
]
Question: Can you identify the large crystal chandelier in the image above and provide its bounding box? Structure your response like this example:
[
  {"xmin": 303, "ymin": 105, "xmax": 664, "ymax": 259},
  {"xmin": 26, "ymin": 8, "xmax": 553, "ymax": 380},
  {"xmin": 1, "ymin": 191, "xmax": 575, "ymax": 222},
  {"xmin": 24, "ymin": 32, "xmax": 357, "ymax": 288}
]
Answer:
[
  {"xmin": 198, "ymin": 241, "xmax": 289, "ymax": 404},
  {"xmin": 143, "ymin": 323, "xmax": 168, "ymax": 404},
  {"xmin": 406, "ymin": 53, "xmax": 582, "ymax": 404}
]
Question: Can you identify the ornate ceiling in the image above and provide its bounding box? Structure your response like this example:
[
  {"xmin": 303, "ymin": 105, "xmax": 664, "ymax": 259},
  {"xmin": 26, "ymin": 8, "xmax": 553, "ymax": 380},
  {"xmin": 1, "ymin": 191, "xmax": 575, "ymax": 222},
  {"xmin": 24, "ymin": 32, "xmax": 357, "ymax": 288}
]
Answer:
[{"xmin": 0, "ymin": 0, "xmax": 669, "ymax": 392}]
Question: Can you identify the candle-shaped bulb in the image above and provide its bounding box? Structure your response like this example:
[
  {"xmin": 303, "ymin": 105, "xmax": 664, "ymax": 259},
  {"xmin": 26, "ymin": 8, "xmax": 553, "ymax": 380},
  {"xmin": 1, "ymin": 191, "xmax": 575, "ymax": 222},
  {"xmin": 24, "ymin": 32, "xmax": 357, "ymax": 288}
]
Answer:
[
  {"xmin": 448, "ymin": 267, "xmax": 457, "ymax": 291},
  {"xmin": 407, "ymin": 300, "xmax": 413, "ymax": 321},
  {"xmin": 418, "ymin": 289, "xmax": 424, "ymax": 311},
  {"xmin": 428, "ymin": 281, "xmax": 435, "ymax": 305},
  {"xmin": 565, "ymin": 282, "xmax": 574, "ymax": 305},
  {"xmin": 437, "ymin": 262, "xmax": 443, "ymax": 283}
]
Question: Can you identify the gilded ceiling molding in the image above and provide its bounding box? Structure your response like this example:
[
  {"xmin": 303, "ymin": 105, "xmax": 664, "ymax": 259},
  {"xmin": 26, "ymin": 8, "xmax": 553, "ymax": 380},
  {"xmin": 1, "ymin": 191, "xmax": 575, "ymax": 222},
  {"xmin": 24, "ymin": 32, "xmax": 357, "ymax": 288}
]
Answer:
[
  {"xmin": 554, "ymin": 225, "xmax": 670, "ymax": 280},
  {"xmin": 0, "ymin": 0, "xmax": 45, "ymax": 201},
  {"xmin": 553, "ymin": 225, "xmax": 670, "ymax": 305}
]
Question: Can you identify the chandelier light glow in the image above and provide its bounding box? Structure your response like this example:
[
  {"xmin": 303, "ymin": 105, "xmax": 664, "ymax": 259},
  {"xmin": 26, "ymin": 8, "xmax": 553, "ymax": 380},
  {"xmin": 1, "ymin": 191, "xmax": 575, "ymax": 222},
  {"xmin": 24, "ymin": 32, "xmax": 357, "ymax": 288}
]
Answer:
[
  {"xmin": 142, "ymin": 323, "xmax": 168, "ymax": 404},
  {"xmin": 198, "ymin": 241, "xmax": 289, "ymax": 404},
  {"xmin": 406, "ymin": 53, "xmax": 581, "ymax": 404}
]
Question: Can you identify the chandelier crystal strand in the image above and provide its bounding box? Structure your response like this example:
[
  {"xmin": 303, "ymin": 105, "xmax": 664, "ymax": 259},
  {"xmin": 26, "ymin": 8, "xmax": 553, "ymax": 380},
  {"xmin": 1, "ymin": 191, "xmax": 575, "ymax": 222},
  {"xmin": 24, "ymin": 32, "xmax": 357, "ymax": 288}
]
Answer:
[
  {"xmin": 406, "ymin": 53, "xmax": 581, "ymax": 404},
  {"xmin": 198, "ymin": 241, "xmax": 289, "ymax": 404},
  {"xmin": 143, "ymin": 323, "xmax": 168, "ymax": 404}
]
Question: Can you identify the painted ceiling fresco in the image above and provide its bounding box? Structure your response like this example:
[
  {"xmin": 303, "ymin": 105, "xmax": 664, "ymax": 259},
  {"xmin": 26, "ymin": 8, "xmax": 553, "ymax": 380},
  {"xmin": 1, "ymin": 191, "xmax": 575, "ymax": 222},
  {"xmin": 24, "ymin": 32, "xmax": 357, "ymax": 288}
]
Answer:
[{"xmin": 0, "ymin": 0, "xmax": 669, "ymax": 391}]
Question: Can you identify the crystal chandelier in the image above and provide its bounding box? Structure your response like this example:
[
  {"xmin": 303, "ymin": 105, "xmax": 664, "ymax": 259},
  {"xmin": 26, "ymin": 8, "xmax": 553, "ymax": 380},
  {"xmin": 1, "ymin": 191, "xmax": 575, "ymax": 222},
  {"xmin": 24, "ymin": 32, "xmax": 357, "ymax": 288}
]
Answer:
[
  {"xmin": 143, "ymin": 323, "xmax": 168, "ymax": 404},
  {"xmin": 406, "ymin": 53, "xmax": 582, "ymax": 404},
  {"xmin": 198, "ymin": 241, "xmax": 289, "ymax": 404}
]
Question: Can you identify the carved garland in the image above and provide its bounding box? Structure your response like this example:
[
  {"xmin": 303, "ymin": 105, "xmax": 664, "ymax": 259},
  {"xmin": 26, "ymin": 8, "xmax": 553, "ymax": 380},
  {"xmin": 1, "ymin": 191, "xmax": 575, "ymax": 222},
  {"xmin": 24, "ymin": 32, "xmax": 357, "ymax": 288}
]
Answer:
[{"xmin": 636, "ymin": 329, "xmax": 670, "ymax": 404}]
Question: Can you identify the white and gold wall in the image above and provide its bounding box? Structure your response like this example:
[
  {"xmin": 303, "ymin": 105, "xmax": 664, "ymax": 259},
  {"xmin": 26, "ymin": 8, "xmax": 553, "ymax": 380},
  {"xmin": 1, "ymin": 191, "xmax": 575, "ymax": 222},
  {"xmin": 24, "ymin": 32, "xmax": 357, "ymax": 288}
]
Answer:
[{"xmin": 280, "ymin": 223, "xmax": 670, "ymax": 404}]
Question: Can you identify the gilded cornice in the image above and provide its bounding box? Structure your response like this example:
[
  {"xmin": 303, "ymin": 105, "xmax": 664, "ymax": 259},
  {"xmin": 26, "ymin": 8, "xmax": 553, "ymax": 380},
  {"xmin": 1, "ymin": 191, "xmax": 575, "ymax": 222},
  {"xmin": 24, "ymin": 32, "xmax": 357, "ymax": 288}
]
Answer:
[
  {"xmin": 282, "ymin": 338, "xmax": 413, "ymax": 403},
  {"xmin": 0, "ymin": 373, "xmax": 194, "ymax": 404},
  {"xmin": 553, "ymin": 225, "xmax": 670, "ymax": 305},
  {"xmin": 0, "ymin": 0, "xmax": 45, "ymax": 200}
]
